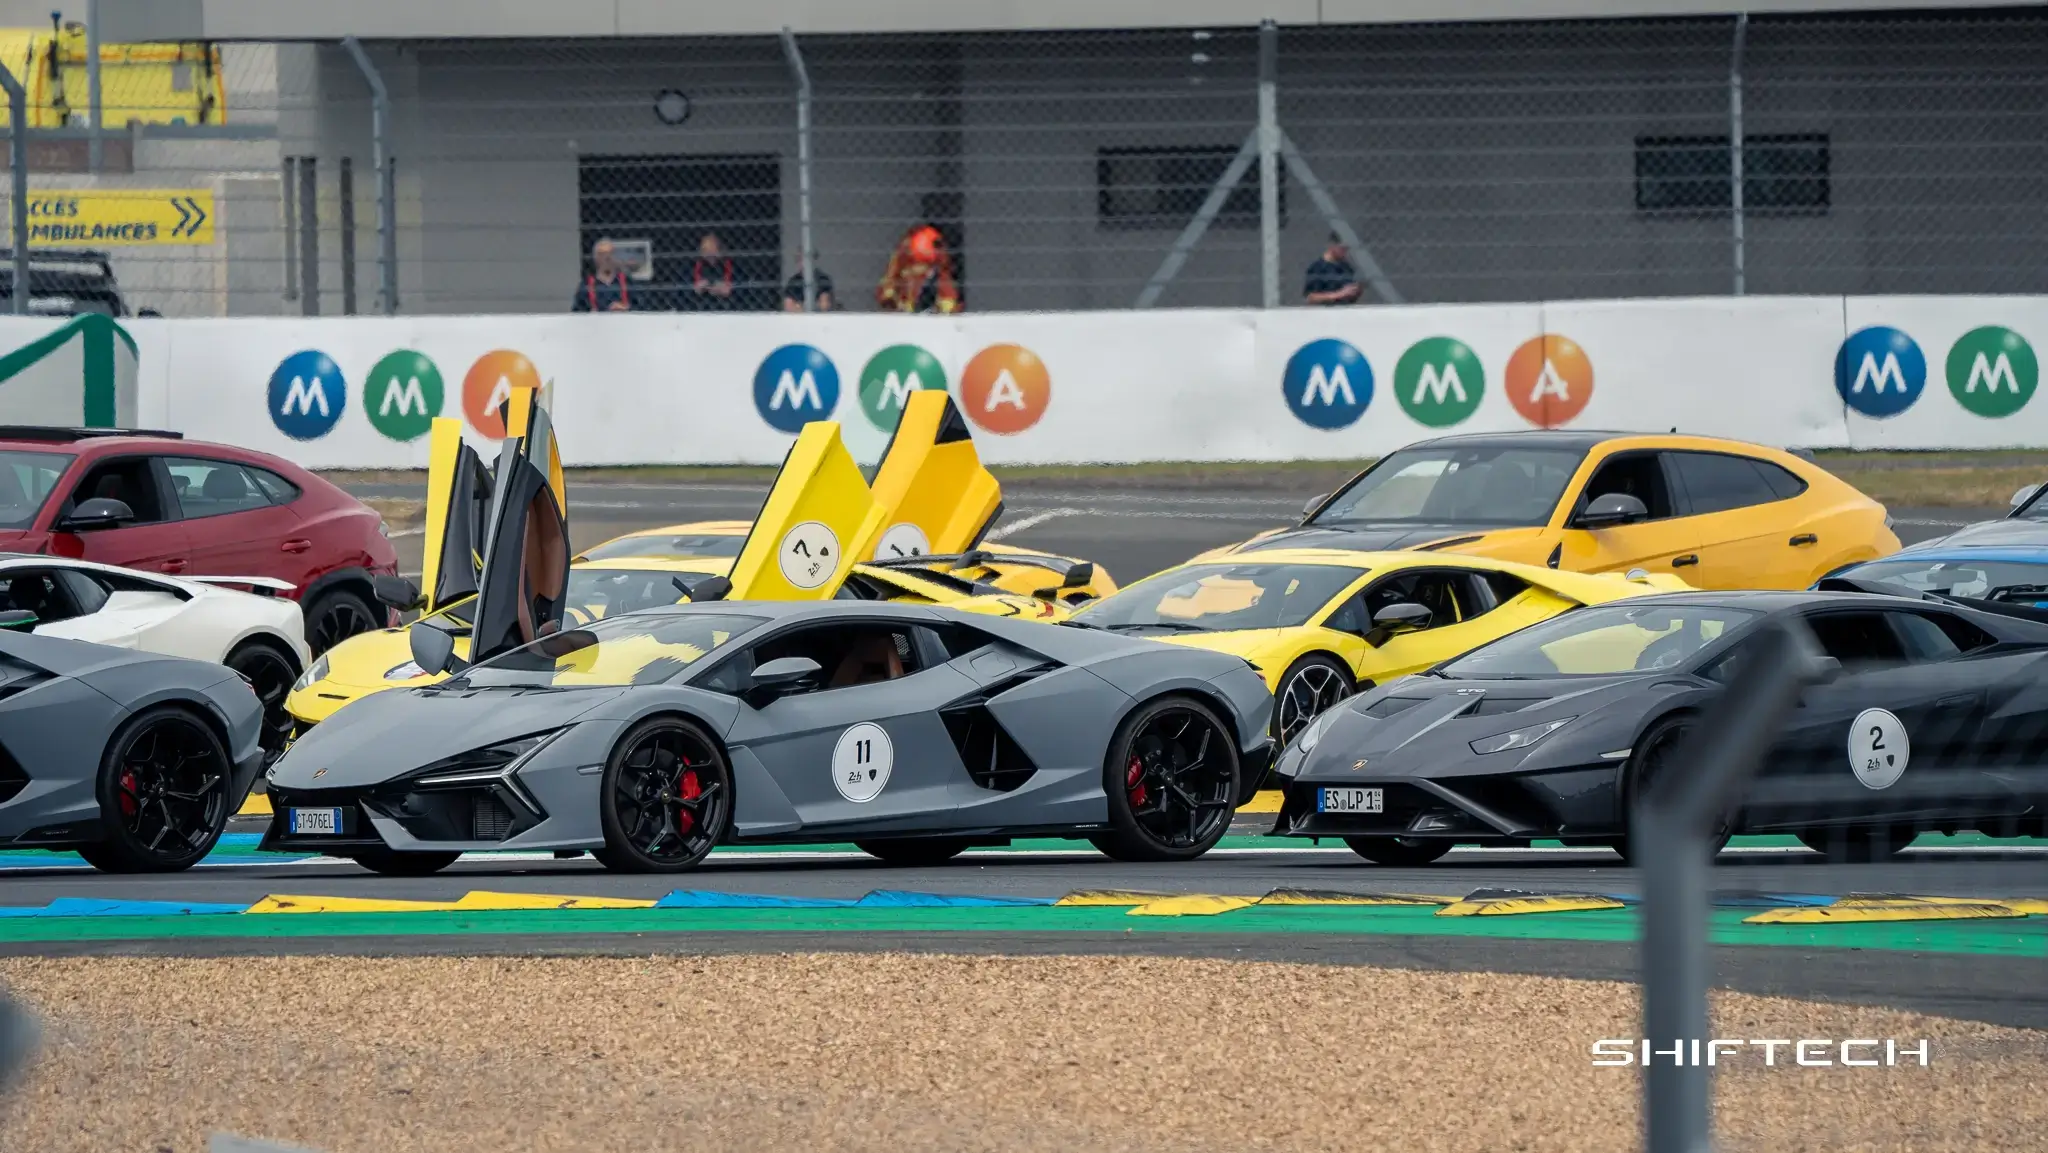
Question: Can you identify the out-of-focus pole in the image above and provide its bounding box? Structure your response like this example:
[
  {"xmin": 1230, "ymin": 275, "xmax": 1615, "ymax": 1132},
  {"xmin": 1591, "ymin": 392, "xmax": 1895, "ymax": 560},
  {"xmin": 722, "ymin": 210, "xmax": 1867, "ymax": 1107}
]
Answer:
[
  {"xmin": 0, "ymin": 59, "xmax": 28, "ymax": 314},
  {"xmin": 1730, "ymin": 13, "xmax": 1748, "ymax": 297},
  {"xmin": 343, "ymin": 37, "xmax": 396, "ymax": 314},
  {"xmin": 86, "ymin": 0, "xmax": 103, "ymax": 172}
]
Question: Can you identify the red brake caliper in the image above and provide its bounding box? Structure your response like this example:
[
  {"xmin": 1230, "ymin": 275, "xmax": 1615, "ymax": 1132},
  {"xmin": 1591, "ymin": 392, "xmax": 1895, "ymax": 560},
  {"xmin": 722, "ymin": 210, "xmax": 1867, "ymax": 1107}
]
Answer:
[
  {"xmin": 675, "ymin": 766, "xmax": 701, "ymax": 835},
  {"xmin": 1125, "ymin": 756, "xmax": 1148, "ymax": 807},
  {"xmin": 117, "ymin": 770, "xmax": 139, "ymax": 818}
]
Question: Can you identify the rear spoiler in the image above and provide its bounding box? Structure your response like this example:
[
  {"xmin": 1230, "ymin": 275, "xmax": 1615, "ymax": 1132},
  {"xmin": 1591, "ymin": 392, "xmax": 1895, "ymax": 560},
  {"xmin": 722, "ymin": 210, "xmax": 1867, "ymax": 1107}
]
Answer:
[{"xmin": 184, "ymin": 575, "xmax": 296, "ymax": 597}]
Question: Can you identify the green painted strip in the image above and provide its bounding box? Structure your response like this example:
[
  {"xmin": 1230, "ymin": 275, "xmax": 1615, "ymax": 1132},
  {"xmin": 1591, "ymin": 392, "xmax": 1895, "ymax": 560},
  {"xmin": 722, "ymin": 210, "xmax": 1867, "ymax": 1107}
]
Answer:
[{"xmin": 0, "ymin": 905, "xmax": 2040, "ymax": 957}]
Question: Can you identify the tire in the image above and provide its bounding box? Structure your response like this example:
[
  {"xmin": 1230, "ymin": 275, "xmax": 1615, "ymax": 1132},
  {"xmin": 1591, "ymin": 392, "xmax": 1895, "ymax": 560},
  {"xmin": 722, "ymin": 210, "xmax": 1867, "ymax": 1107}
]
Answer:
[
  {"xmin": 79, "ymin": 705, "xmax": 233, "ymax": 873},
  {"xmin": 303, "ymin": 587, "xmax": 382, "ymax": 657},
  {"xmin": 224, "ymin": 638, "xmax": 299, "ymax": 765},
  {"xmin": 1615, "ymin": 714, "xmax": 1731, "ymax": 866},
  {"xmin": 1088, "ymin": 695, "xmax": 1240, "ymax": 863},
  {"xmin": 1271, "ymin": 653, "xmax": 1355, "ymax": 751},
  {"xmin": 1342, "ymin": 836, "xmax": 1452, "ymax": 866},
  {"xmin": 1796, "ymin": 825, "xmax": 1915, "ymax": 863},
  {"xmin": 593, "ymin": 716, "xmax": 733, "ymax": 874},
  {"xmin": 856, "ymin": 838, "xmax": 973, "ymax": 866},
  {"xmin": 348, "ymin": 848, "xmax": 461, "ymax": 876}
]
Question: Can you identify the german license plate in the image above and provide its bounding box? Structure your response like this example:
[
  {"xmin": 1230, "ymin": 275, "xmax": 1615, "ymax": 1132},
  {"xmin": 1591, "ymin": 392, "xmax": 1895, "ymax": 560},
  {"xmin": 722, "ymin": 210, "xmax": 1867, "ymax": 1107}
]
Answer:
[
  {"xmin": 1318, "ymin": 787, "xmax": 1383, "ymax": 814},
  {"xmin": 289, "ymin": 807, "xmax": 342, "ymax": 835}
]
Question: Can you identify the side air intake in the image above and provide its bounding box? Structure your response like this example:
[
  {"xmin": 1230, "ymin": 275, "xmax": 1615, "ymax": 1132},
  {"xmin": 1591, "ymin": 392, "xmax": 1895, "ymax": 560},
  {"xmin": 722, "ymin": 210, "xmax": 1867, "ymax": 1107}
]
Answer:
[{"xmin": 939, "ymin": 668, "xmax": 1051, "ymax": 792}]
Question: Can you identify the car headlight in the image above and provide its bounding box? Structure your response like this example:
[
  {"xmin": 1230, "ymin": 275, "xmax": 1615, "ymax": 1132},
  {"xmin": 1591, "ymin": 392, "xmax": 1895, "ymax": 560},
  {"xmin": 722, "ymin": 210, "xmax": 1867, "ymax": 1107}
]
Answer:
[
  {"xmin": 384, "ymin": 660, "xmax": 426, "ymax": 681},
  {"xmin": 1469, "ymin": 717, "xmax": 1575, "ymax": 756},
  {"xmin": 413, "ymin": 730, "xmax": 566, "ymax": 789},
  {"xmin": 1294, "ymin": 709, "xmax": 1338, "ymax": 756},
  {"xmin": 291, "ymin": 655, "xmax": 329, "ymax": 694}
]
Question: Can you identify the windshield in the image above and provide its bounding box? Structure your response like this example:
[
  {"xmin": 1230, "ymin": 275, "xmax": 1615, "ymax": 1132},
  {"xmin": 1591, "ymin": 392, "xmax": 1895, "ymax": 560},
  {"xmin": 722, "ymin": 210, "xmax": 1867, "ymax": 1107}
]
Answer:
[
  {"xmin": 581, "ymin": 532, "xmax": 747, "ymax": 561},
  {"xmin": 1443, "ymin": 602, "xmax": 1762, "ymax": 677},
  {"xmin": 446, "ymin": 611, "xmax": 763, "ymax": 688},
  {"xmin": 0, "ymin": 450, "xmax": 72, "ymax": 530},
  {"xmin": 1072, "ymin": 563, "xmax": 1365, "ymax": 633},
  {"xmin": 1841, "ymin": 556, "xmax": 2048, "ymax": 604},
  {"xmin": 1312, "ymin": 445, "xmax": 1584, "ymax": 527},
  {"xmin": 425, "ymin": 567, "xmax": 727, "ymax": 632}
]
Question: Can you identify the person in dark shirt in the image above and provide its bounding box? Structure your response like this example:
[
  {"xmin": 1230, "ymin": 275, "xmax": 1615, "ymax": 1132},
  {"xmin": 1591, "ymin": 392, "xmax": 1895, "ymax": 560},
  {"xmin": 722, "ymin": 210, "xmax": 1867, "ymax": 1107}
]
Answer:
[
  {"xmin": 781, "ymin": 257, "xmax": 836, "ymax": 311},
  {"xmin": 572, "ymin": 238, "xmax": 631, "ymax": 312},
  {"xmin": 1303, "ymin": 234, "xmax": 1363, "ymax": 306},
  {"xmin": 691, "ymin": 232, "xmax": 736, "ymax": 311}
]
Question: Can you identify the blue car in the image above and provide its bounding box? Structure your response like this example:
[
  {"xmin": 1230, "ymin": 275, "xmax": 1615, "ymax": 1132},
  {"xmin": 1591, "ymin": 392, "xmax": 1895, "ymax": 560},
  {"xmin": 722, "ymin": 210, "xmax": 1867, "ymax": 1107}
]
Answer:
[{"xmin": 1822, "ymin": 549, "xmax": 2048, "ymax": 609}]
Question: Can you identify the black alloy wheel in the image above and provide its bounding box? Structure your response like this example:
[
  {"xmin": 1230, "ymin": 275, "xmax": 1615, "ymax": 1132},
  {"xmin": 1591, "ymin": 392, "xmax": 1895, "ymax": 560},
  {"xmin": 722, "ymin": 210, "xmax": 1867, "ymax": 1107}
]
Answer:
[
  {"xmin": 1616, "ymin": 715, "xmax": 1731, "ymax": 866},
  {"xmin": 1273, "ymin": 654, "xmax": 1354, "ymax": 749},
  {"xmin": 595, "ymin": 717, "xmax": 733, "ymax": 873},
  {"xmin": 226, "ymin": 640, "xmax": 299, "ymax": 764},
  {"xmin": 305, "ymin": 589, "xmax": 381, "ymax": 657},
  {"xmin": 77, "ymin": 707, "xmax": 232, "ymax": 873},
  {"xmin": 1090, "ymin": 696, "xmax": 1240, "ymax": 862}
]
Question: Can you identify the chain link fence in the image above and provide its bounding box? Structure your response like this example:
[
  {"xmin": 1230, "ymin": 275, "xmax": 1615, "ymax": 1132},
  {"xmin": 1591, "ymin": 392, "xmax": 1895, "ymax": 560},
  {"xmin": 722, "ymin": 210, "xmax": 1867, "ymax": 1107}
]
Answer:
[{"xmin": 1, "ymin": 9, "xmax": 2044, "ymax": 317}]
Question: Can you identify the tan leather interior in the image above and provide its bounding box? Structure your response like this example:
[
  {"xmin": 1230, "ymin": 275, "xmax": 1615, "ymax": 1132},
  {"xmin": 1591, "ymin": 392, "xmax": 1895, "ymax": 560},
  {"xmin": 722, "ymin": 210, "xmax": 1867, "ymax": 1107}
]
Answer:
[
  {"xmin": 828, "ymin": 633, "xmax": 906, "ymax": 687},
  {"xmin": 514, "ymin": 489, "xmax": 569, "ymax": 643}
]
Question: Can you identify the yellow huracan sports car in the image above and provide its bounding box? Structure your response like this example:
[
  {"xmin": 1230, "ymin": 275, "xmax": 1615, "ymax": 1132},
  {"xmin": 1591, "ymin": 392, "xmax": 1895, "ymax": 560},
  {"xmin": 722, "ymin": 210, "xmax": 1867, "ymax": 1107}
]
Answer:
[
  {"xmin": 286, "ymin": 390, "xmax": 1105, "ymax": 729},
  {"xmin": 1063, "ymin": 548, "xmax": 1689, "ymax": 748}
]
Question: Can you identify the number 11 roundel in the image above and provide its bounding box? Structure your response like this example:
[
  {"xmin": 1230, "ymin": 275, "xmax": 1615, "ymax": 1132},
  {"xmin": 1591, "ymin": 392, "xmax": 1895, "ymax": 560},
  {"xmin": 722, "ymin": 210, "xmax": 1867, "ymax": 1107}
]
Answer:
[{"xmin": 832, "ymin": 722, "xmax": 894, "ymax": 803}]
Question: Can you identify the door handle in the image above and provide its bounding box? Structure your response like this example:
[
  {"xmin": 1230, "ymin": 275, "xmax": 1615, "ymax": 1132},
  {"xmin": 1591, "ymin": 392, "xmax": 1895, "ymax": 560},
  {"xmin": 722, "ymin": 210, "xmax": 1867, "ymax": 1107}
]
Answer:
[
  {"xmin": 160, "ymin": 559, "xmax": 186, "ymax": 573},
  {"xmin": 281, "ymin": 538, "xmax": 313, "ymax": 554},
  {"xmin": 1671, "ymin": 554, "xmax": 1699, "ymax": 568},
  {"xmin": 1936, "ymin": 694, "xmax": 1976, "ymax": 709},
  {"xmin": 1789, "ymin": 533, "xmax": 1818, "ymax": 547}
]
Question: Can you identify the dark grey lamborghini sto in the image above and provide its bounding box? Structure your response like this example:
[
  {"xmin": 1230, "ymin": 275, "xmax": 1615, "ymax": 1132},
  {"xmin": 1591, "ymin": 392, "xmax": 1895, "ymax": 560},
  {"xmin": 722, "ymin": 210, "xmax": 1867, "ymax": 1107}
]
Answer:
[{"xmin": 1271, "ymin": 591, "xmax": 2048, "ymax": 864}]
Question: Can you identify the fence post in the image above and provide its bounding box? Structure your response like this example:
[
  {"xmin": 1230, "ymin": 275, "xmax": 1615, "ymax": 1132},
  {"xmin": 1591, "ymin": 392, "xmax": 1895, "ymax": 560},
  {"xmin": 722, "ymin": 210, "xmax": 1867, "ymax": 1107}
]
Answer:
[
  {"xmin": 296, "ymin": 157, "xmax": 319, "ymax": 315},
  {"xmin": 1729, "ymin": 13, "xmax": 1748, "ymax": 297},
  {"xmin": 86, "ymin": 0, "xmax": 103, "ymax": 173},
  {"xmin": 1637, "ymin": 619, "xmax": 1826, "ymax": 1153},
  {"xmin": 1257, "ymin": 19, "xmax": 1280, "ymax": 309},
  {"xmin": 781, "ymin": 28, "xmax": 815, "ymax": 312},
  {"xmin": 339, "ymin": 157, "xmax": 357, "ymax": 315},
  {"xmin": 342, "ymin": 38, "xmax": 397, "ymax": 315},
  {"xmin": 0, "ymin": 60, "xmax": 27, "ymax": 315}
]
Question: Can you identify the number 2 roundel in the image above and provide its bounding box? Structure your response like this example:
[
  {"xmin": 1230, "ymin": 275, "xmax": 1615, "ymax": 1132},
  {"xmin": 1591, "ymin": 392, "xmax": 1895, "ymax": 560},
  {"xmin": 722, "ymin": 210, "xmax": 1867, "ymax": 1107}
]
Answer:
[
  {"xmin": 1848, "ymin": 707, "xmax": 1909, "ymax": 790},
  {"xmin": 832, "ymin": 722, "xmax": 894, "ymax": 803}
]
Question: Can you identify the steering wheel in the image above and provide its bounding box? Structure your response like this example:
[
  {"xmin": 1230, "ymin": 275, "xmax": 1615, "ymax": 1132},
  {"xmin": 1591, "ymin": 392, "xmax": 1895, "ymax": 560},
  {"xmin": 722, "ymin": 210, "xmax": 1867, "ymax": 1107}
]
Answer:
[
  {"xmin": 1635, "ymin": 630, "xmax": 1694, "ymax": 670},
  {"xmin": 566, "ymin": 605, "xmax": 594, "ymax": 627}
]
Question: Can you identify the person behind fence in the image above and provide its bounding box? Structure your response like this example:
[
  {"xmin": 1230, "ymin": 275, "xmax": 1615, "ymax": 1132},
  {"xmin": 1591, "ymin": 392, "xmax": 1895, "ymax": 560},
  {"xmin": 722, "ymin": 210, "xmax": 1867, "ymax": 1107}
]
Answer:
[
  {"xmin": 1303, "ymin": 234, "xmax": 1363, "ymax": 306},
  {"xmin": 572, "ymin": 238, "xmax": 631, "ymax": 312},
  {"xmin": 782, "ymin": 256, "xmax": 836, "ymax": 312},
  {"xmin": 691, "ymin": 232, "xmax": 736, "ymax": 310},
  {"xmin": 876, "ymin": 224, "xmax": 960, "ymax": 314}
]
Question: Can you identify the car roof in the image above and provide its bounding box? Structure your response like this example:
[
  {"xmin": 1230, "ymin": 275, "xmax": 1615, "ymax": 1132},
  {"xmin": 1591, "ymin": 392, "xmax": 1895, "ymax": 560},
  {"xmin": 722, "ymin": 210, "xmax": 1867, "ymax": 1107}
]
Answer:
[
  {"xmin": 1857, "ymin": 548, "xmax": 2048, "ymax": 565},
  {"xmin": 1409, "ymin": 429, "xmax": 1805, "ymax": 457},
  {"xmin": 612, "ymin": 521, "xmax": 751, "ymax": 539},
  {"xmin": 1597, "ymin": 589, "xmax": 1950, "ymax": 612}
]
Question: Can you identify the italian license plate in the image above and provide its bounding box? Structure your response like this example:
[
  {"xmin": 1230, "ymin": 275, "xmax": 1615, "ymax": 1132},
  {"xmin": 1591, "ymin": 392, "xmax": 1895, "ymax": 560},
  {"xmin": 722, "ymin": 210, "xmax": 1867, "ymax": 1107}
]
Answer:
[
  {"xmin": 1318, "ymin": 787, "xmax": 1383, "ymax": 814},
  {"xmin": 289, "ymin": 807, "xmax": 342, "ymax": 835}
]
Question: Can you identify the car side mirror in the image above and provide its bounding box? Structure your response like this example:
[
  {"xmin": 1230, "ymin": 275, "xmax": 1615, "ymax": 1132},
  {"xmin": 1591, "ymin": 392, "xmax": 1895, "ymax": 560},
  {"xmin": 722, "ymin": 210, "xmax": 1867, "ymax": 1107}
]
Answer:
[
  {"xmin": 408, "ymin": 619, "xmax": 468, "ymax": 676},
  {"xmin": 57, "ymin": 497, "xmax": 134, "ymax": 533},
  {"xmin": 1576, "ymin": 492, "xmax": 1649, "ymax": 529},
  {"xmin": 2010, "ymin": 484, "xmax": 2039, "ymax": 511},
  {"xmin": 0, "ymin": 610, "xmax": 36, "ymax": 630},
  {"xmin": 1810, "ymin": 655, "xmax": 1843, "ymax": 684},
  {"xmin": 1364, "ymin": 602, "xmax": 1431, "ymax": 646},
  {"xmin": 683, "ymin": 575, "xmax": 732, "ymax": 603},
  {"xmin": 372, "ymin": 573, "xmax": 421, "ymax": 612},
  {"xmin": 1301, "ymin": 493, "xmax": 1327, "ymax": 520},
  {"xmin": 744, "ymin": 655, "xmax": 820, "ymax": 707}
]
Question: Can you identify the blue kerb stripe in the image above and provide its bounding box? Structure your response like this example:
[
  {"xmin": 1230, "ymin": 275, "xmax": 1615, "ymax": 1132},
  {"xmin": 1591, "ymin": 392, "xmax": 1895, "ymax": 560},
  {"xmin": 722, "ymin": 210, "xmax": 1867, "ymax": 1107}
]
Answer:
[{"xmin": 0, "ymin": 898, "xmax": 250, "ymax": 918}]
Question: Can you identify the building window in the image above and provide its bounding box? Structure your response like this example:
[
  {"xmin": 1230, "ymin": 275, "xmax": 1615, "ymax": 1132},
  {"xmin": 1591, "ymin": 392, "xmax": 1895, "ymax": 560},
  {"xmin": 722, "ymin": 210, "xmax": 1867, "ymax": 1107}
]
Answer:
[
  {"xmin": 1097, "ymin": 145, "xmax": 1281, "ymax": 230},
  {"xmin": 1635, "ymin": 134, "xmax": 1829, "ymax": 215}
]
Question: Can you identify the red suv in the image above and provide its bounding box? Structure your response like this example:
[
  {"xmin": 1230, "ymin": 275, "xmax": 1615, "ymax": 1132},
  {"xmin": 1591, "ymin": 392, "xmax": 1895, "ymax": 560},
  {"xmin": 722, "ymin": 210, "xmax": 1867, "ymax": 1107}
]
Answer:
[{"xmin": 0, "ymin": 427, "xmax": 400, "ymax": 654}]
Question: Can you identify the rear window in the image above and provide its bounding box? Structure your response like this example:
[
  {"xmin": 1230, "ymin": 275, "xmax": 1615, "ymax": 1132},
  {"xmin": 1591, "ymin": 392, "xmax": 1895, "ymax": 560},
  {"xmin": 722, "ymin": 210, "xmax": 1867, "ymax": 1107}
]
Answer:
[{"xmin": 0, "ymin": 449, "xmax": 72, "ymax": 529}]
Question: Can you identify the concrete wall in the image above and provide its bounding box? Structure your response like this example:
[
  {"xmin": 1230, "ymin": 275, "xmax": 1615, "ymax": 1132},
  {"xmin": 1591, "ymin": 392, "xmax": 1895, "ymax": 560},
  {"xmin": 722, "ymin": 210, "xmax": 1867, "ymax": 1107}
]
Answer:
[{"xmin": 274, "ymin": 12, "xmax": 2048, "ymax": 315}]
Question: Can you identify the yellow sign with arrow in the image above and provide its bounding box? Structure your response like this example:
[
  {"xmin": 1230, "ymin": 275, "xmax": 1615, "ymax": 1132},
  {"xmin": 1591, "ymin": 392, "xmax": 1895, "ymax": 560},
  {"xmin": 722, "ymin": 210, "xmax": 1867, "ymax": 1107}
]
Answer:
[{"xmin": 19, "ymin": 190, "xmax": 214, "ymax": 246}]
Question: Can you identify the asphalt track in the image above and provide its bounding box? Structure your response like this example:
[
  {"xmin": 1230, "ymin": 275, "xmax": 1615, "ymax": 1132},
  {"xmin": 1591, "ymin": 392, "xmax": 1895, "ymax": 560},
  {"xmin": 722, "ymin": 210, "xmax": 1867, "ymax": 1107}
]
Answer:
[{"xmin": 6, "ymin": 480, "xmax": 2028, "ymax": 1022}]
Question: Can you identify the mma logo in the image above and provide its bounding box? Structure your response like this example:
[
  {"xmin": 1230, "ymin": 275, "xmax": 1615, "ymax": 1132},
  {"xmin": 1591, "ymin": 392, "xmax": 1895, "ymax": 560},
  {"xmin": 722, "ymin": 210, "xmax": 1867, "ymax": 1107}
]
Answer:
[
  {"xmin": 754, "ymin": 344, "xmax": 841, "ymax": 434},
  {"xmin": 267, "ymin": 350, "xmax": 346, "ymax": 440},
  {"xmin": 1282, "ymin": 339, "xmax": 1373, "ymax": 430}
]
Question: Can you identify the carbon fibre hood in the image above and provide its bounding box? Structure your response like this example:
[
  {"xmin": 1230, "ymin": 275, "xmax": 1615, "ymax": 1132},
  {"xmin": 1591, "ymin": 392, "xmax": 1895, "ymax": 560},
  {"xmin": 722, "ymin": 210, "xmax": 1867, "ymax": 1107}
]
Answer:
[
  {"xmin": 269, "ymin": 683, "xmax": 628, "ymax": 789},
  {"xmin": 1293, "ymin": 674, "xmax": 1670, "ymax": 781}
]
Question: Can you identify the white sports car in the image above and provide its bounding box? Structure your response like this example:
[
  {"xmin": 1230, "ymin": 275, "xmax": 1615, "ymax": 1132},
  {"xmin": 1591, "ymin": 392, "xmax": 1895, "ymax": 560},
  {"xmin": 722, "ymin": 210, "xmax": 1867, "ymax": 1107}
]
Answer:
[{"xmin": 0, "ymin": 554, "xmax": 310, "ymax": 760}]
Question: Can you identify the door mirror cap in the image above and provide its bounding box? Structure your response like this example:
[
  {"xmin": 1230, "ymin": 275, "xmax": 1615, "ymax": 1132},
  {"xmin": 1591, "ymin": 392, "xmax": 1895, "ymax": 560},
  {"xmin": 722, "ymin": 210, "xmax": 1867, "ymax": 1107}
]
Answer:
[
  {"xmin": 407, "ymin": 619, "xmax": 468, "ymax": 676},
  {"xmin": 372, "ymin": 573, "xmax": 421, "ymax": 612},
  {"xmin": 0, "ymin": 609, "xmax": 36, "ymax": 630},
  {"xmin": 57, "ymin": 496, "xmax": 134, "ymax": 532},
  {"xmin": 745, "ymin": 655, "xmax": 821, "ymax": 706},
  {"xmin": 1810, "ymin": 654, "xmax": 1843, "ymax": 684},
  {"xmin": 2010, "ymin": 483, "xmax": 2039, "ymax": 511},
  {"xmin": 1364, "ymin": 601, "xmax": 1431, "ymax": 646},
  {"xmin": 1301, "ymin": 493, "xmax": 1328, "ymax": 520},
  {"xmin": 682, "ymin": 575, "xmax": 732, "ymax": 603},
  {"xmin": 1577, "ymin": 492, "xmax": 1649, "ymax": 529}
]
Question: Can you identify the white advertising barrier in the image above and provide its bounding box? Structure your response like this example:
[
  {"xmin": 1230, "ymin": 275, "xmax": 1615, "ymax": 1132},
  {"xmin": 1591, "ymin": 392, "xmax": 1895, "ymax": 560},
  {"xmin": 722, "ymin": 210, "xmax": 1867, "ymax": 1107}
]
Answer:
[{"xmin": 122, "ymin": 295, "xmax": 2048, "ymax": 467}]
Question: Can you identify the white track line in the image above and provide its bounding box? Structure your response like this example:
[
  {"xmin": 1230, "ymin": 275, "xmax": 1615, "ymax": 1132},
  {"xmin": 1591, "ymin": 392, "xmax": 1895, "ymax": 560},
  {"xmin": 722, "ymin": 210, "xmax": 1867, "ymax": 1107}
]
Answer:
[{"xmin": 986, "ymin": 508, "xmax": 1083, "ymax": 540}]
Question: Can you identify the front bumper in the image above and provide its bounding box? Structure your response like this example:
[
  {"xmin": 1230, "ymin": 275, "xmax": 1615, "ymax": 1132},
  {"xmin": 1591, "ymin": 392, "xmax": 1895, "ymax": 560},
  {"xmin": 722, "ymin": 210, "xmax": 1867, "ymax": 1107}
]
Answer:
[
  {"xmin": 262, "ymin": 772, "xmax": 547, "ymax": 856},
  {"xmin": 1271, "ymin": 765, "xmax": 1619, "ymax": 842}
]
